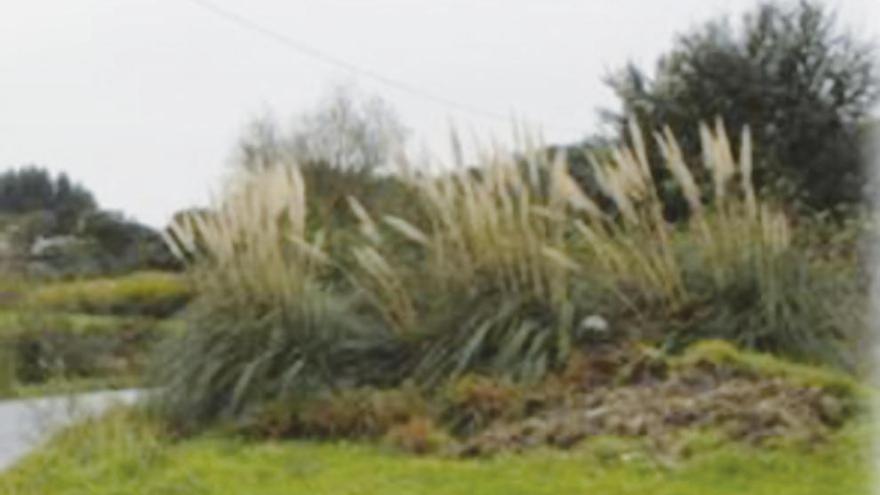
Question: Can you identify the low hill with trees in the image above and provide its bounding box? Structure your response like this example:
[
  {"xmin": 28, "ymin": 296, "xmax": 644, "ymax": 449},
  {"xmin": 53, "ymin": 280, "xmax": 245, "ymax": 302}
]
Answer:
[{"xmin": 0, "ymin": 166, "xmax": 176, "ymax": 278}]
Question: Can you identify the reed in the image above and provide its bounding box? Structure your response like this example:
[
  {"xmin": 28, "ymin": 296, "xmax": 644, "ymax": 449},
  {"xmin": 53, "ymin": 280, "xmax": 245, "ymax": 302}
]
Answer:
[
  {"xmin": 581, "ymin": 119, "xmax": 790, "ymax": 310},
  {"xmin": 348, "ymin": 137, "xmax": 595, "ymax": 383},
  {"xmin": 152, "ymin": 119, "xmax": 859, "ymax": 429},
  {"xmin": 155, "ymin": 165, "xmax": 386, "ymax": 427}
]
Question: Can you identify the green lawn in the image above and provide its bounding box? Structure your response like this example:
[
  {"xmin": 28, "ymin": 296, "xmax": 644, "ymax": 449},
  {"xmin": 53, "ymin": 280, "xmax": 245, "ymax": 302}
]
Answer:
[
  {"xmin": 0, "ymin": 310, "xmax": 122, "ymax": 333},
  {"xmin": 1, "ymin": 410, "xmax": 872, "ymax": 495},
  {"xmin": 1, "ymin": 375, "xmax": 140, "ymax": 400},
  {"xmin": 0, "ymin": 310, "xmax": 185, "ymax": 335}
]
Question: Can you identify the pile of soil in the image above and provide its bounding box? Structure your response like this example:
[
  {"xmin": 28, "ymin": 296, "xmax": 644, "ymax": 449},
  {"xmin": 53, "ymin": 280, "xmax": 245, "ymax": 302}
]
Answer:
[
  {"xmin": 453, "ymin": 342, "xmax": 857, "ymax": 457},
  {"xmin": 239, "ymin": 340, "xmax": 862, "ymax": 459}
]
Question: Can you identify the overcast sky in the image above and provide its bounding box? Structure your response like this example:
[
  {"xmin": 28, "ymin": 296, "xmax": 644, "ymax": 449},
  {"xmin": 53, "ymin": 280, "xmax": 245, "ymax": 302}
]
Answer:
[{"xmin": 1, "ymin": 0, "xmax": 877, "ymax": 227}]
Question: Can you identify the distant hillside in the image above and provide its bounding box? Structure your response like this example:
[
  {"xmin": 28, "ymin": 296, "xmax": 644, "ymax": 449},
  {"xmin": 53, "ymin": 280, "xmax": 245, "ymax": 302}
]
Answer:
[{"xmin": 0, "ymin": 166, "xmax": 177, "ymax": 278}]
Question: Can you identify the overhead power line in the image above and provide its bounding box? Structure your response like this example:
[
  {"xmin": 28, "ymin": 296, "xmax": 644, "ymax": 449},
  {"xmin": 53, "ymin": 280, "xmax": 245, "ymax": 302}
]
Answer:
[{"xmin": 183, "ymin": 0, "xmax": 526, "ymax": 125}]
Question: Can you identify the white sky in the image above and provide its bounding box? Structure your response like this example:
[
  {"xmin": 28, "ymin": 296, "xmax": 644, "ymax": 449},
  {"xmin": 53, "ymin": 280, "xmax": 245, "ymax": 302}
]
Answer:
[{"xmin": 1, "ymin": 0, "xmax": 877, "ymax": 227}]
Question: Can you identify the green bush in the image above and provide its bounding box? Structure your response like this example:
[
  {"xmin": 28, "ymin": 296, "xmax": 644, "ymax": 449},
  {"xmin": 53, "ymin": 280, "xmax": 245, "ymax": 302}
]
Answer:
[
  {"xmin": 27, "ymin": 271, "xmax": 192, "ymax": 317},
  {"xmin": 348, "ymin": 145, "xmax": 590, "ymax": 384},
  {"xmin": 569, "ymin": 120, "xmax": 865, "ymax": 369},
  {"xmin": 603, "ymin": 1, "xmax": 878, "ymax": 211},
  {"xmin": 153, "ymin": 122, "xmax": 865, "ymax": 434},
  {"xmin": 149, "ymin": 296, "xmax": 396, "ymax": 432},
  {"xmin": 669, "ymin": 249, "xmax": 864, "ymax": 369},
  {"xmin": 0, "ymin": 312, "xmax": 170, "ymax": 386},
  {"xmin": 152, "ymin": 167, "xmax": 402, "ymax": 429}
]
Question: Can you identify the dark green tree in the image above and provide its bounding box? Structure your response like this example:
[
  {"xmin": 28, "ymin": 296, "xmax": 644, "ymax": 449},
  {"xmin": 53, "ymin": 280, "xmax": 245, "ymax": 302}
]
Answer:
[
  {"xmin": 0, "ymin": 166, "xmax": 96, "ymax": 232},
  {"xmin": 603, "ymin": 0, "xmax": 878, "ymax": 212}
]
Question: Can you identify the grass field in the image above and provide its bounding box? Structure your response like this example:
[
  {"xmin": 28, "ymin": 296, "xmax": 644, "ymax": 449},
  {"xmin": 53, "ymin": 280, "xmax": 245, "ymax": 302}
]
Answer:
[
  {"xmin": 1, "ymin": 375, "xmax": 140, "ymax": 400},
  {"xmin": 1, "ymin": 409, "xmax": 872, "ymax": 495},
  {"xmin": 0, "ymin": 310, "xmax": 183, "ymax": 399}
]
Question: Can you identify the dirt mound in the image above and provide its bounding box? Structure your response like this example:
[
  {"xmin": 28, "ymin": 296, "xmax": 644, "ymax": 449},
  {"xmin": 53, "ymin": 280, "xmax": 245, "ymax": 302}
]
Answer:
[
  {"xmin": 238, "ymin": 340, "xmax": 863, "ymax": 458},
  {"xmin": 454, "ymin": 341, "xmax": 859, "ymax": 457}
]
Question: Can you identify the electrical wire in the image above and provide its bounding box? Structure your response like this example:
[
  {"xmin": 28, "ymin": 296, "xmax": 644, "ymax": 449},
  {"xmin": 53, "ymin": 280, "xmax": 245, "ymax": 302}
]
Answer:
[{"xmin": 183, "ymin": 0, "xmax": 523, "ymax": 125}]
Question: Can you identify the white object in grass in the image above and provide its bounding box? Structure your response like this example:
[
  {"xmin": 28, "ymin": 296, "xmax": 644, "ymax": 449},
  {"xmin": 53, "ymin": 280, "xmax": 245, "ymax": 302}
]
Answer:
[{"xmin": 579, "ymin": 315, "xmax": 609, "ymax": 334}]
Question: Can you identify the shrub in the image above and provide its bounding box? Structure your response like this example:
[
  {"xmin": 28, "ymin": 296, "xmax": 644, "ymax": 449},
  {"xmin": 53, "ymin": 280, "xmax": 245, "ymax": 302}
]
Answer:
[
  {"xmin": 442, "ymin": 374, "xmax": 523, "ymax": 434},
  {"xmin": 154, "ymin": 166, "xmax": 398, "ymax": 430},
  {"xmin": 384, "ymin": 417, "xmax": 451, "ymax": 455},
  {"xmin": 151, "ymin": 298, "xmax": 397, "ymax": 432},
  {"xmin": 1, "ymin": 312, "xmax": 166, "ymax": 385},
  {"xmin": 581, "ymin": 120, "xmax": 859, "ymax": 366},
  {"xmin": 153, "ymin": 120, "xmax": 863, "ymax": 434},
  {"xmin": 603, "ymin": 0, "xmax": 879, "ymax": 211},
  {"xmin": 27, "ymin": 271, "xmax": 191, "ymax": 317},
  {"xmin": 295, "ymin": 386, "xmax": 430, "ymax": 438},
  {"xmin": 76, "ymin": 210, "xmax": 180, "ymax": 273},
  {"xmin": 349, "ymin": 140, "xmax": 594, "ymax": 384}
]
